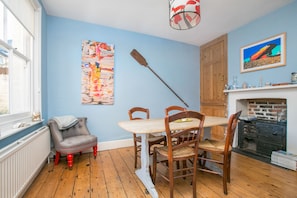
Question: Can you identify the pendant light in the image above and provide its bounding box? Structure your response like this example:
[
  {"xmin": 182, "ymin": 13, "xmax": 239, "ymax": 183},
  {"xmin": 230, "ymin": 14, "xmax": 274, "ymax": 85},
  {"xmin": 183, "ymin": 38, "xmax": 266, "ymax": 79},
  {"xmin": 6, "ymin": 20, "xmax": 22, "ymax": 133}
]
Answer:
[{"xmin": 169, "ymin": 0, "xmax": 201, "ymax": 30}]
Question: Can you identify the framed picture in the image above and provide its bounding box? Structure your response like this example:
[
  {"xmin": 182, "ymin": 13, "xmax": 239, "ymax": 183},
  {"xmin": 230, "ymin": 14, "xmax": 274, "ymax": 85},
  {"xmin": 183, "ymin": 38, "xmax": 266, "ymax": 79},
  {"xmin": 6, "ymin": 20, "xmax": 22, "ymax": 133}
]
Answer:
[
  {"xmin": 81, "ymin": 40, "xmax": 115, "ymax": 105},
  {"xmin": 240, "ymin": 32, "xmax": 286, "ymax": 73}
]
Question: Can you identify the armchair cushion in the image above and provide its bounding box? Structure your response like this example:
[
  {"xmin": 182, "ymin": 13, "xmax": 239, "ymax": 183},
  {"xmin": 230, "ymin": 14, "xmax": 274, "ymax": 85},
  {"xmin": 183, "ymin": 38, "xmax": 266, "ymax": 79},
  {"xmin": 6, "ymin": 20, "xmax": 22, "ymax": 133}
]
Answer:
[{"xmin": 58, "ymin": 135, "xmax": 97, "ymax": 154}]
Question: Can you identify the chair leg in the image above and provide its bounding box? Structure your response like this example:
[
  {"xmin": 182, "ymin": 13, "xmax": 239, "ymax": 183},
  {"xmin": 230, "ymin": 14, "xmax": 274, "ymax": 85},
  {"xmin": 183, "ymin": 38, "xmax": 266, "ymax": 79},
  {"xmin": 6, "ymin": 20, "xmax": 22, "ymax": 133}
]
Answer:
[
  {"xmin": 163, "ymin": 137, "xmax": 167, "ymax": 146},
  {"xmin": 227, "ymin": 162, "xmax": 231, "ymax": 183},
  {"xmin": 198, "ymin": 151, "xmax": 207, "ymax": 168},
  {"xmin": 54, "ymin": 151, "xmax": 60, "ymax": 165},
  {"xmin": 168, "ymin": 161, "xmax": 174, "ymax": 198},
  {"xmin": 223, "ymin": 173, "xmax": 228, "ymax": 195},
  {"xmin": 192, "ymin": 162, "xmax": 197, "ymax": 198},
  {"xmin": 67, "ymin": 154, "xmax": 74, "ymax": 169},
  {"xmin": 227, "ymin": 154, "xmax": 231, "ymax": 183},
  {"xmin": 134, "ymin": 151, "xmax": 138, "ymax": 169},
  {"xmin": 182, "ymin": 160, "xmax": 188, "ymax": 179},
  {"xmin": 93, "ymin": 145, "xmax": 98, "ymax": 159},
  {"xmin": 134, "ymin": 144, "xmax": 138, "ymax": 169},
  {"xmin": 152, "ymin": 151, "xmax": 157, "ymax": 184},
  {"xmin": 176, "ymin": 161, "xmax": 180, "ymax": 170},
  {"xmin": 149, "ymin": 165, "xmax": 153, "ymax": 179},
  {"xmin": 223, "ymin": 161, "xmax": 228, "ymax": 195}
]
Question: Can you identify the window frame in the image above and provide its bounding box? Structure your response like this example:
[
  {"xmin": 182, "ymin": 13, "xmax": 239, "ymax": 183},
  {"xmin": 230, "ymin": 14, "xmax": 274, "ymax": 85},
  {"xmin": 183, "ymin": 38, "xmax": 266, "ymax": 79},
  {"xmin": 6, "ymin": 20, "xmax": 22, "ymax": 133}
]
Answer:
[{"xmin": 0, "ymin": 0, "xmax": 42, "ymax": 139}]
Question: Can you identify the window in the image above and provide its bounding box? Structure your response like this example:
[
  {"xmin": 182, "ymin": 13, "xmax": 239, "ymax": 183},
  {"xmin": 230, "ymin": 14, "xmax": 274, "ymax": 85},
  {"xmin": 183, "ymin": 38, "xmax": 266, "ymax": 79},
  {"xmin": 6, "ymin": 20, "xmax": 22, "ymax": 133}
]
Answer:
[{"xmin": 0, "ymin": 0, "xmax": 41, "ymax": 137}]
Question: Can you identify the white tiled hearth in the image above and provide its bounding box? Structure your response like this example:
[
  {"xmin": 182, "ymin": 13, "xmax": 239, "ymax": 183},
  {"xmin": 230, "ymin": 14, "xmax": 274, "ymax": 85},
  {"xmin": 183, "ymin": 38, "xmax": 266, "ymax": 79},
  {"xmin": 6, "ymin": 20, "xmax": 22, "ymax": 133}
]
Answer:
[{"xmin": 225, "ymin": 84, "xmax": 297, "ymax": 154}]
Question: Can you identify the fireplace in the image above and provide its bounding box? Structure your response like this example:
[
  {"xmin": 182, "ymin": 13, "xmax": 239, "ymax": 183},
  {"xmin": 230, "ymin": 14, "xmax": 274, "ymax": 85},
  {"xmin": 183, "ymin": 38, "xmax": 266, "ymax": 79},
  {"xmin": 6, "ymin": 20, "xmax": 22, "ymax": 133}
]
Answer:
[{"xmin": 225, "ymin": 84, "xmax": 297, "ymax": 160}]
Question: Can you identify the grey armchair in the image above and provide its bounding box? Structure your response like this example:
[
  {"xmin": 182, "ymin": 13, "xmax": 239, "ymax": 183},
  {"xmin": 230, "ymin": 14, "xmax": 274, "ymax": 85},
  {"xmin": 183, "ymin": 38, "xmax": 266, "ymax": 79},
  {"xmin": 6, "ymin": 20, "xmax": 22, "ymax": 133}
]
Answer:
[{"xmin": 48, "ymin": 117, "xmax": 98, "ymax": 169}]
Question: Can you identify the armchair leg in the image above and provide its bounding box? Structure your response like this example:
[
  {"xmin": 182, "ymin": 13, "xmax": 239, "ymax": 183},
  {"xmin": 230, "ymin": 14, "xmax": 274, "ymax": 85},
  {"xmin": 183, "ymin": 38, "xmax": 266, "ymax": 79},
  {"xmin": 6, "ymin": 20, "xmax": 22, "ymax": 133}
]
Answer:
[
  {"xmin": 93, "ymin": 145, "xmax": 98, "ymax": 159},
  {"xmin": 67, "ymin": 154, "xmax": 74, "ymax": 169},
  {"xmin": 54, "ymin": 151, "xmax": 61, "ymax": 165}
]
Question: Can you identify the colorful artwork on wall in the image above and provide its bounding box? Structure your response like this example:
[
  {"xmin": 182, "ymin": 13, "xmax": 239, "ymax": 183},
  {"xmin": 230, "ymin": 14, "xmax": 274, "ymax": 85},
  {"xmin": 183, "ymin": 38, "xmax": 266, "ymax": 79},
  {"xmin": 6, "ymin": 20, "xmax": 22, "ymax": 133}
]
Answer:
[
  {"xmin": 81, "ymin": 40, "xmax": 115, "ymax": 105},
  {"xmin": 240, "ymin": 33, "xmax": 286, "ymax": 73}
]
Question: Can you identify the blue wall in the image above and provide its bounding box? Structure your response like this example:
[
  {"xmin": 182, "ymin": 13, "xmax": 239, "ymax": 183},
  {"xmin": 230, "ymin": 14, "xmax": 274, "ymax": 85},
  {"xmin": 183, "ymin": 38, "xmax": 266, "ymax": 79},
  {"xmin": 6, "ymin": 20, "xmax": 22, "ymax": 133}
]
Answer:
[
  {"xmin": 228, "ymin": 1, "xmax": 297, "ymax": 87},
  {"xmin": 46, "ymin": 16, "xmax": 200, "ymax": 142}
]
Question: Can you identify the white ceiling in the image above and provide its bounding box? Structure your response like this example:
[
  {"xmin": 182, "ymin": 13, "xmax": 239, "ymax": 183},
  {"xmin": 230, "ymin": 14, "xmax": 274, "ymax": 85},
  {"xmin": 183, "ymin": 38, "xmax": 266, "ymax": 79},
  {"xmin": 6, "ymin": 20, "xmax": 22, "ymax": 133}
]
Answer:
[{"xmin": 41, "ymin": 0, "xmax": 294, "ymax": 46}]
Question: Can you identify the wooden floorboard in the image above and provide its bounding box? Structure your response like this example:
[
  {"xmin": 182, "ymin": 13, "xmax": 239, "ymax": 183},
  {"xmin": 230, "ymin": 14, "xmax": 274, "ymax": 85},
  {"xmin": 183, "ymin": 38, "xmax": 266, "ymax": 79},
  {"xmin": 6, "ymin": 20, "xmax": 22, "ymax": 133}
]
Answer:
[{"xmin": 23, "ymin": 147, "xmax": 297, "ymax": 198}]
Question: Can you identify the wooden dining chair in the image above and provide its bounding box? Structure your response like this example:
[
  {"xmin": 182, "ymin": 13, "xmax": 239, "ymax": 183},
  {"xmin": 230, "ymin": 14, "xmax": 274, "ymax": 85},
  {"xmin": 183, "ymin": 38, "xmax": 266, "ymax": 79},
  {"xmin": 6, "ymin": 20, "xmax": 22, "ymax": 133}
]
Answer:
[
  {"xmin": 165, "ymin": 105, "xmax": 187, "ymax": 169},
  {"xmin": 165, "ymin": 105, "xmax": 187, "ymax": 116},
  {"xmin": 128, "ymin": 107, "xmax": 167, "ymax": 169},
  {"xmin": 152, "ymin": 110, "xmax": 205, "ymax": 198},
  {"xmin": 198, "ymin": 110, "xmax": 242, "ymax": 195}
]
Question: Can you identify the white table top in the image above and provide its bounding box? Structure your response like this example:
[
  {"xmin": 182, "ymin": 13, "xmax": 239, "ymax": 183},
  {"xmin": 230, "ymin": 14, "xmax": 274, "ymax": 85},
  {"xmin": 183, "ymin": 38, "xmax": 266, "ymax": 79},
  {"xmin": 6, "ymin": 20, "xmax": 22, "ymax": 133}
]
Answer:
[{"xmin": 118, "ymin": 116, "xmax": 228, "ymax": 134}]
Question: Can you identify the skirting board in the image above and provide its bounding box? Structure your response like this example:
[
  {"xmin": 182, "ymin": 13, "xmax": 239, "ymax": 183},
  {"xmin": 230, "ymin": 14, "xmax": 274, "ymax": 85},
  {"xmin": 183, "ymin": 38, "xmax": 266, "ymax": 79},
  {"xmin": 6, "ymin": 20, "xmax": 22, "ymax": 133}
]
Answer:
[{"xmin": 98, "ymin": 138, "xmax": 134, "ymax": 151}]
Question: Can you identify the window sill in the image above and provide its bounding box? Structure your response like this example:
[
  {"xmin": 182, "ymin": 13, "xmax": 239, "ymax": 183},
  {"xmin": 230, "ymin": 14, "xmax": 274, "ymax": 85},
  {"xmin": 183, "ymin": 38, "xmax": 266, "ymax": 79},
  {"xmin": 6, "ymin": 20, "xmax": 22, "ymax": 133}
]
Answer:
[{"xmin": 0, "ymin": 120, "xmax": 44, "ymax": 140}]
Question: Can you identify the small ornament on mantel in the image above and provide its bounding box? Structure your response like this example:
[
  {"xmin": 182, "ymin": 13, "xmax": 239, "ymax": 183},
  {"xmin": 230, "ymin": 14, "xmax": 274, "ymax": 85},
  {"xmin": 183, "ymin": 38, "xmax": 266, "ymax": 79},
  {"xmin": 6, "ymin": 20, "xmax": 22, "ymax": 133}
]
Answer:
[
  {"xmin": 242, "ymin": 82, "xmax": 248, "ymax": 89},
  {"xmin": 291, "ymin": 72, "xmax": 297, "ymax": 84}
]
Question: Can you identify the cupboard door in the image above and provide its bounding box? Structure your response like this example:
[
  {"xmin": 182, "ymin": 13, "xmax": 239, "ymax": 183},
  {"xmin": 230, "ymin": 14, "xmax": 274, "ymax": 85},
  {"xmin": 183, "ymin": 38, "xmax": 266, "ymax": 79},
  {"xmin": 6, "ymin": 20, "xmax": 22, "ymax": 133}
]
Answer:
[
  {"xmin": 200, "ymin": 34, "xmax": 228, "ymax": 140},
  {"xmin": 200, "ymin": 105, "xmax": 227, "ymax": 140},
  {"xmin": 200, "ymin": 34, "xmax": 227, "ymax": 106}
]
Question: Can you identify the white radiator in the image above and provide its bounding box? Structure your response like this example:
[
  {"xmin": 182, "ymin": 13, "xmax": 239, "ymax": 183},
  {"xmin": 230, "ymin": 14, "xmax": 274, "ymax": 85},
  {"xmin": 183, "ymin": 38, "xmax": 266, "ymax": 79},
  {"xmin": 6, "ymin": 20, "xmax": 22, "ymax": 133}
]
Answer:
[{"xmin": 0, "ymin": 126, "xmax": 50, "ymax": 198}]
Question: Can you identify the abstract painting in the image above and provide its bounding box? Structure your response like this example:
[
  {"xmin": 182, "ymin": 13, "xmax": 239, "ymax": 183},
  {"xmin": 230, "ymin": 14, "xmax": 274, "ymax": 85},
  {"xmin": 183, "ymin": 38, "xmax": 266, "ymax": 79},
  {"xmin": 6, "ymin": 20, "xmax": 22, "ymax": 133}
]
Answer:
[
  {"xmin": 81, "ymin": 40, "xmax": 115, "ymax": 104},
  {"xmin": 240, "ymin": 33, "xmax": 286, "ymax": 73}
]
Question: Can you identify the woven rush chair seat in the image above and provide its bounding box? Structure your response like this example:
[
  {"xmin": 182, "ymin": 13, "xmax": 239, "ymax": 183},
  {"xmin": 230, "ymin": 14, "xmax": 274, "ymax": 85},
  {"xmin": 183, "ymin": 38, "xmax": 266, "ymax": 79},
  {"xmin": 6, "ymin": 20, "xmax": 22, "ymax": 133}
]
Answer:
[
  {"xmin": 156, "ymin": 145, "xmax": 196, "ymax": 159},
  {"xmin": 199, "ymin": 139, "xmax": 232, "ymax": 152}
]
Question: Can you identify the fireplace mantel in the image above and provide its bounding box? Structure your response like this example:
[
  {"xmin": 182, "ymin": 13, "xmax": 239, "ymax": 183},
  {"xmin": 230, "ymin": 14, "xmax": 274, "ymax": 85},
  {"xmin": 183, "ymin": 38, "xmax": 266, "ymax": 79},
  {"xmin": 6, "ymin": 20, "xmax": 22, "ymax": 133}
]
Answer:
[
  {"xmin": 224, "ymin": 84, "xmax": 297, "ymax": 94},
  {"xmin": 225, "ymin": 84, "xmax": 297, "ymax": 154}
]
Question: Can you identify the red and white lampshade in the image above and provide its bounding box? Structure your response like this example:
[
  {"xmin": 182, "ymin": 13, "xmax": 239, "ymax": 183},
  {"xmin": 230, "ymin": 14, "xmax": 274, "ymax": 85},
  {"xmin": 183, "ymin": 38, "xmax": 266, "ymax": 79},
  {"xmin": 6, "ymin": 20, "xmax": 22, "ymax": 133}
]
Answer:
[{"xmin": 169, "ymin": 0, "xmax": 201, "ymax": 30}]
